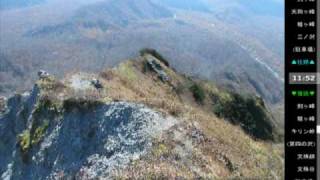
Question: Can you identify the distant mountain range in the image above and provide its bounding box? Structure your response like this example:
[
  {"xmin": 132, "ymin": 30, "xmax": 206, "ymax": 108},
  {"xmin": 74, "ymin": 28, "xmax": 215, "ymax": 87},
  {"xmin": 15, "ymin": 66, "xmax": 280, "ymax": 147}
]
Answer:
[{"xmin": 0, "ymin": 0, "xmax": 284, "ymax": 106}]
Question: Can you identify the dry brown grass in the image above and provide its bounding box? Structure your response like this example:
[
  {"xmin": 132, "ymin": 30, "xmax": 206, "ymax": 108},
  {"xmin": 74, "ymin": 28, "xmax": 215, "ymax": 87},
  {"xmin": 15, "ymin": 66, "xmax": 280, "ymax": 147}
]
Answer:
[
  {"xmin": 35, "ymin": 57, "xmax": 283, "ymax": 179},
  {"xmin": 99, "ymin": 58, "xmax": 283, "ymax": 179}
]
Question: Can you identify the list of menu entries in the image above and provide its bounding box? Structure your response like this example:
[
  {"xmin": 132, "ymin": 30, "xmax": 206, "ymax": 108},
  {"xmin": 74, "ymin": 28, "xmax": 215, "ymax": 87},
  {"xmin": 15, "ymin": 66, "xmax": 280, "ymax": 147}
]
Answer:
[{"xmin": 285, "ymin": 0, "xmax": 318, "ymax": 179}]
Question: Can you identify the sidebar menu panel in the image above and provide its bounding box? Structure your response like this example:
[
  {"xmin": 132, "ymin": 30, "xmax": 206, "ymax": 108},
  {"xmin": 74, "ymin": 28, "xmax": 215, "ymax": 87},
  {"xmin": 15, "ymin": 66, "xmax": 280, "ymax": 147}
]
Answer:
[
  {"xmin": 317, "ymin": 0, "xmax": 320, "ymax": 179},
  {"xmin": 285, "ymin": 0, "xmax": 318, "ymax": 179}
]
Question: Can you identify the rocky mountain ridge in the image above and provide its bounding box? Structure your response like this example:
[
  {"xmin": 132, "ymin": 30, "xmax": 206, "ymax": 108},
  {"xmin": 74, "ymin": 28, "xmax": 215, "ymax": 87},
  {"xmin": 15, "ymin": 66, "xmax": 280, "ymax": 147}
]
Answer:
[{"xmin": 0, "ymin": 54, "xmax": 283, "ymax": 179}]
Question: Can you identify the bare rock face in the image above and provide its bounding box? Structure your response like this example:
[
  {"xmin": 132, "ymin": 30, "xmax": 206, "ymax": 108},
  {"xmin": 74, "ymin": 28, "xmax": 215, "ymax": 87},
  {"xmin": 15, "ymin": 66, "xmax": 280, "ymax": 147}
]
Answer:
[{"xmin": 0, "ymin": 87, "xmax": 176, "ymax": 179}]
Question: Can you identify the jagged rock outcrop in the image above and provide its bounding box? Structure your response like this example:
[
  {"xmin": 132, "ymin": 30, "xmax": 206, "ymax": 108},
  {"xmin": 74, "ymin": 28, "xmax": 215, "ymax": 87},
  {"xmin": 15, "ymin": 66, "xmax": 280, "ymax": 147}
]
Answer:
[{"xmin": 0, "ymin": 85, "xmax": 176, "ymax": 179}]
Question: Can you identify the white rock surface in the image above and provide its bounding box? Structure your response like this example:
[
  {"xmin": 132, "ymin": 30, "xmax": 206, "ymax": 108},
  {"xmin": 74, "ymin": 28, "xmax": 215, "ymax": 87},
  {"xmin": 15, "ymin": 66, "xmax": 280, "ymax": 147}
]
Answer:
[{"xmin": 0, "ymin": 87, "xmax": 176, "ymax": 180}]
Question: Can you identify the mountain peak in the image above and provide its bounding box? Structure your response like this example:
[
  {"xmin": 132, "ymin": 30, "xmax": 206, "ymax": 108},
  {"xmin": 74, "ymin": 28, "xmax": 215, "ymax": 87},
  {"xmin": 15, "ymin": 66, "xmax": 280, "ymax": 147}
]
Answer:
[{"xmin": 0, "ymin": 52, "xmax": 283, "ymax": 179}]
